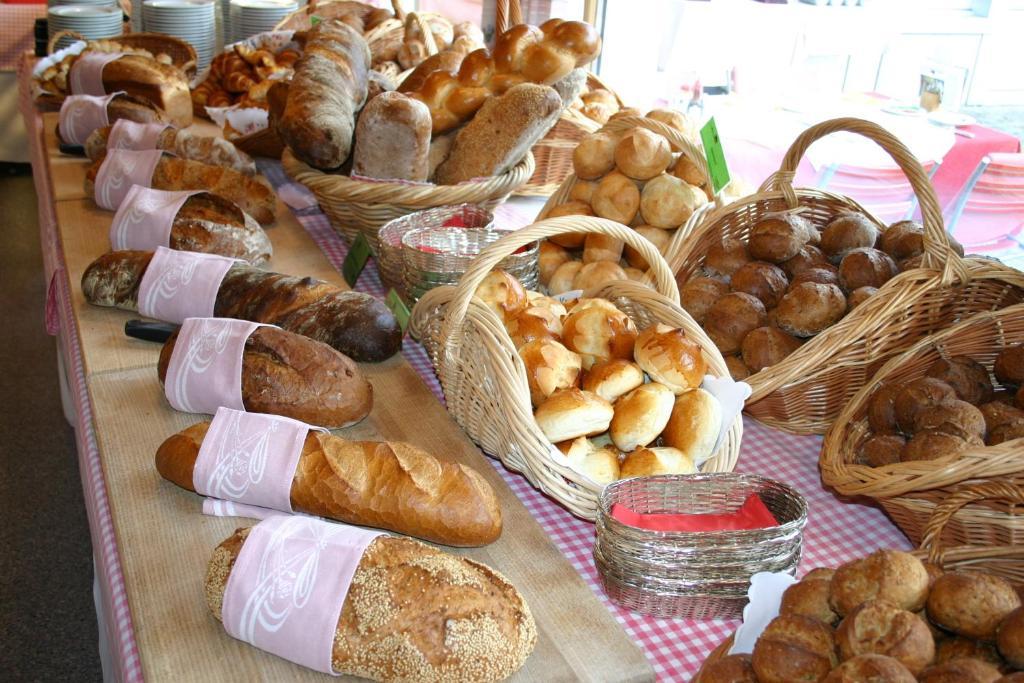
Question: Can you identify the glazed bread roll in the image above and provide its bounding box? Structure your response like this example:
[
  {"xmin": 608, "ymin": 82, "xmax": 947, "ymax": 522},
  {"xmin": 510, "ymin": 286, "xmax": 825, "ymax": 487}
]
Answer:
[
  {"xmin": 525, "ymin": 291, "xmax": 567, "ymax": 318},
  {"xmin": 731, "ymin": 261, "xmax": 789, "ymax": 308},
  {"xmin": 619, "ymin": 446, "xmax": 695, "ymax": 478},
  {"xmin": 534, "ymin": 388, "xmax": 613, "ymax": 443},
  {"xmin": 582, "ymin": 359, "xmax": 644, "ymax": 403},
  {"xmin": 206, "ymin": 527, "xmax": 536, "ymax": 682},
  {"xmin": 634, "ymin": 324, "xmax": 706, "ymax": 393},
  {"xmin": 573, "ymin": 132, "xmax": 619, "ymax": 179},
  {"xmin": 609, "ymin": 382, "xmax": 674, "ymax": 451},
  {"xmin": 474, "ymin": 269, "xmax": 528, "ymax": 323},
  {"xmin": 706, "ymin": 238, "xmax": 751, "ymax": 280},
  {"xmin": 780, "ymin": 570, "xmax": 840, "ymax": 625},
  {"xmin": 573, "ymin": 261, "xmax": 628, "ymax": 291},
  {"xmin": 640, "ymin": 173, "xmax": 702, "ymax": 228},
  {"xmin": 591, "ymin": 170, "xmax": 641, "ymax": 224},
  {"xmin": 839, "ymin": 248, "xmax": 898, "ymax": 292},
  {"xmin": 823, "ymin": 655, "xmax": 916, "ymax": 683},
  {"xmin": 680, "ymin": 276, "xmax": 730, "ymax": 325},
  {"xmin": 506, "ymin": 306, "xmax": 562, "ymax": 348},
  {"xmin": 614, "ymin": 128, "xmax": 671, "ymax": 180},
  {"xmin": 836, "ymin": 600, "xmax": 935, "ymax": 675},
  {"xmin": 822, "ymin": 213, "xmax": 879, "ymax": 263},
  {"xmin": 352, "ymin": 91, "xmax": 431, "ymax": 181},
  {"xmin": 830, "ymin": 550, "xmax": 930, "ymax": 616},
  {"xmin": 775, "ymin": 282, "xmax": 847, "ymax": 338},
  {"xmin": 661, "ymin": 388, "xmax": 721, "ymax": 465},
  {"xmin": 751, "ymin": 614, "xmax": 838, "ymax": 683},
  {"xmin": 894, "ymin": 378, "xmax": 958, "ymax": 434},
  {"xmin": 927, "ymin": 572, "xmax": 1021, "ymax": 640},
  {"xmin": 741, "ymin": 327, "xmax": 802, "ymax": 373},
  {"xmin": 704, "ymin": 292, "xmax": 767, "ymax": 355},
  {"xmin": 554, "ymin": 436, "xmax": 620, "ymax": 484},
  {"xmin": 157, "ymin": 423, "xmax": 501, "ymax": 546},
  {"xmin": 518, "ymin": 338, "xmax": 582, "ymax": 407},
  {"xmin": 561, "ymin": 299, "xmax": 638, "ymax": 369},
  {"xmin": 926, "ymin": 356, "xmax": 994, "ymax": 405}
]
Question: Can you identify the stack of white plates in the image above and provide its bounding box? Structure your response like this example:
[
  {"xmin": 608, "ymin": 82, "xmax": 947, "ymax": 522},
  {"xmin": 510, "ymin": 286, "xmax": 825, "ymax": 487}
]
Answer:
[
  {"xmin": 48, "ymin": 0, "xmax": 117, "ymax": 8},
  {"xmin": 142, "ymin": 0, "xmax": 216, "ymax": 70},
  {"xmin": 228, "ymin": 0, "xmax": 296, "ymax": 44},
  {"xmin": 48, "ymin": 5, "xmax": 123, "ymax": 52}
]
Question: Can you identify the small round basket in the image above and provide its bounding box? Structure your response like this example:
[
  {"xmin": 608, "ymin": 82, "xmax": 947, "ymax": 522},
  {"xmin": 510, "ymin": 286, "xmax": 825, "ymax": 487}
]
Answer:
[
  {"xmin": 408, "ymin": 215, "xmax": 743, "ymax": 520},
  {"xmin": 820, "ymin": 302, "xmax": 1024, "ymax": 546},
  {"xmin": 595, "ymin": 473, "xmax": 807, "ymax": 621},
  {"xmin": 664, "ymin": 117, "xmax": 1024, "ymax": 434},
  {"xmin": 47, "ymin": 31, "xmax": 198, "ymax": 78}
]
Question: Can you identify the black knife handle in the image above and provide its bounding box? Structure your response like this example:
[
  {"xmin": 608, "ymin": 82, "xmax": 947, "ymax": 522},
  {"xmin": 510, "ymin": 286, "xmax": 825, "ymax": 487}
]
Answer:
[{"xmin": 125, "ymin": 319, "xmax": 178, "ymax": 343}]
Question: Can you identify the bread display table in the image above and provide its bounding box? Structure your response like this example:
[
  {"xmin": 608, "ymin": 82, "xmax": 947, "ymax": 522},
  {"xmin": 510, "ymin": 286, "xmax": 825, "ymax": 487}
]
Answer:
[{"xmin": 19, "ymin": 55, "xmax": 913, "ymax": 681}]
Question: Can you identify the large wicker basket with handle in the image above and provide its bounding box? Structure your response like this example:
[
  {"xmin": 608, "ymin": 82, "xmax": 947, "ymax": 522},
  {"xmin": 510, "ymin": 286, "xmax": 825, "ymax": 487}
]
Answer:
[
  {"xmin": 820, "ymin": 302, "xmax": 1024, "ymax": 546},
  {"xmin": 664, "ymin": 117, "xmax": 1024, "ymax": 434},
  {"xmin": 408, "ymin": 215, "xmax": 743, "ymax": 520}
]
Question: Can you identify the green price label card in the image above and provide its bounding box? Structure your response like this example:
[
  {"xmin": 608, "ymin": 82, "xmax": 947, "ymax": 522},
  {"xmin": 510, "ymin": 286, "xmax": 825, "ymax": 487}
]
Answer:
[
  {"xmin": 341, "ymin": 233, "xmax": 371, "ymax": 286},
  {"xmin": 386, "ymin": 289, "xmax": 411, "ymax": 333},
  {"xmin": 310, "ymin": 15, "xmax": 322, "ymax": 26},
  {"xmin": 700, "ymin": 117, "xmax": 731, "ymax": 196}
]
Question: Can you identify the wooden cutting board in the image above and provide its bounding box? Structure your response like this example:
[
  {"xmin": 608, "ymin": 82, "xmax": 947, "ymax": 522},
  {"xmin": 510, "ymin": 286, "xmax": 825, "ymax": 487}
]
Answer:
[{"xmin": 43, "ymin": 112, "xmax": 653, "ymax": 681}]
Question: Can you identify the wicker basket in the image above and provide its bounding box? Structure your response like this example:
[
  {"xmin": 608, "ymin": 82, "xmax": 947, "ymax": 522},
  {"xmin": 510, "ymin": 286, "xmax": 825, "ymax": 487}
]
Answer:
[
  {"xmin": 47, "ymin": 31, "xmax": 198, "ymax": 78},
  {"xmin": 820, "ymin": 302, "xmax": 1024, "ymax": 546},
  {"xmin": 408, "ymin": 215, "xmax": 743, "ymax": 520},
  {"xmin": 664, "ymin": 117, "xmax": 1024, "ymax": 435},
  {"xmin": 282, "ymin": 149, "xmax": 534, "ymax": 251}
]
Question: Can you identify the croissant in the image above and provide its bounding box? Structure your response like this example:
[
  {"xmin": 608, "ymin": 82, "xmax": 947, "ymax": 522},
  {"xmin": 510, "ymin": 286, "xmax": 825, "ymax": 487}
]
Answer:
[{"xmin": 224, "ymin": 69, "xmax": 258, "ymax": 94}]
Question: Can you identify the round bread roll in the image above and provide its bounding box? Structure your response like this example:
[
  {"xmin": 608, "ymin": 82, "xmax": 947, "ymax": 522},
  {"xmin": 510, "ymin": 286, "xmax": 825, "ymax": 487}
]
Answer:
[
  {"xmin": 518, "ymin": 338, "xmax": 582, "ymax": 407},
  {"xmin": 546, "ymin": 201, "xmax": 593, "ymax": 248},
  {"xmin": 919, "ymin": 658, "xmax": 1004, "ymax": 683},
  {"xmin": 534, "ymin": 388, "xmax": 613, "ymax": 443},
  {"xmin": 548, "ymin": 260, "xmax": 584, "ymax": 295},
  {"xmin": 621, "ymin": 225, "xmax": 671, "ymax": 269},
  {"xmin": 926, "ymin": 356, "xmax": 994, "ymax": 406},
  {"xmin": 805, "ymin": 567, "xmax": 836, "ymax": 581},
  {"xmin": 748, "ymin": 213, "xmax": 810, "ymax": 263},
  {"xmin": 614, "ymin": 128, "xmax": 672, "ymax": 180},
  {"xmin": 899, "ymin": 255, "xmax": 924, "ymax": 272},
  {"xmin": 573, "ymin": 261, "xmax": 628, "ymax": 292},
  {"xmin": 661, "ymin": 388, "xmax": 722, "ymax": 466},
  {"xmin": 582, "ymin": 233, "xmax": 625, "ymax": 264},
  {"xmin": 698, "ymin": 653, "xmax": 757, "ymax": 683},
  {"xmin": 989, "ymin": 420, "xmax": 1024, "ymax": 445},
  {"xmin": 580, "ymin": 103, "xmax": 615, "ymax": 125},
  {"xmin": 731, "ymin": 261, "xmax": 789, "ymax": 308},
  {"xmin": 836, "ymin": 600, "xmax": 935, "ymax": 675},
  {"xmin": 996, "ymin": 673, "xmax": 1024, "ymax": 682},
  {"xmin": 791, "ymin": 264, "xmax": 842, "ymax": 289},
  {"xmin": 554, "ymin": 436, "xmax": 620, "ymax": 484},
  {"xmin": 847, "ymin": 286, "xmax": 878, "ymax": 312},
  {"xmin": 980, "ymin": 400, "xmax": 1024, "ymax": 431},
  {"xmin": 782, "ymin": 244, "xmax": 830, "ymax": 279},
  {"xmin": 619, "ymin": 446, "xmax": 696, "ymax": 478},
  {"xmin": 569, "ymin": 179, "xmax": 597, "ymax": 204},
  {"xmin": 634, "ymin": 324, "xmax": 707, "ymax": 393},
  {"xmin": 741, "ymin": 326, "xmax": 801, "ymax": 373},
  {"xmin": 608, "ymin": 107, "xmax": 645, "ymax": 122},
  {"xmin": 645, "ymin": 108, "xmax": 694, "ymax": 136},
  {"xmin": 639, "ymin": 173, "xmax": 703, "ymax": 228},
  {"xmin": 573, "ymin": 132, "xmax": 619, "ymax": 179},
  {"xmin": 592, "ymin": 170, "xmax": 641, "ymax": 224},
  {"xmin": 671, "ymin": 152, "xmax": 708, "ymax": 193},
  {"xmin": 681, "ymin": 276, "xmax": 729, "ymax": 325},
  {"xmin": 751, "ymin": 614, "xmax": 838, "ymax": 683},
  {"xmin": 860, "ymin": 434, "xmax": 906, "ymax": 467},
  {"xmin": 776, "ymin": 282, "xmax": 847, "ymax": 338},
  {"xmin": 582, "ymin": 89, "xmax": 618, "ymax": 108},
  {"xmin": 610, "ymin": 382, "xmax": 675, "ymax": 451},
  {"xmin": 822, "ymin": 212, "xmax": 880, "ymax": 263},
  {"xmin": 913, "ymin": 399, "xmax": 986, "ymax": 441},
  {"xmin": 829, "ymin": 549, "xmax": 930, "ymax": 616},
  {"xmin": 839, "ymin": 248, "xmax": 899, "ymax": 292},
  {"xmin": 622, "ymin": 267, "xmax": 650, "ymax": 286},
  {"xmin": 475, "ymin": 269, "xmax": 528, "ymax": 323},
  {"xmin": 561, "ymin": 298, "xmax": 638, "ymax": 369},
  {"xmin": 823, "ymin": 654, "xmax": 917, "ymax": 683},
  {"xmin": 894, "ymin": 377, "xmax": 958, "ymax": 434},
  {"xmin": 539, "ymin": 240, "xmax": 572, "ymax": 286},
  {"xmin": 705, "ymin": 292, "xmax": 768, "ymax": 355},
  {"xmin": 881, "ymin": 221, "xmax": 925, "ymax": 261},
  {"xmin": 726, "ymin": 355, "xmax": 751, "ymax": 381},
  {"xmin": 526, "ymin": 291, "xmax": 568, "ymax": 319},
  {"xmin": 935, "ymin": 637, "xmax": 1004, "ymax": 669},
  {"xmin": 927, "ymin": 571, "xmax": 1022, "ymax": 640},
  {"xmin": 995, "ymin": 345, "xmax": 1024, "ymax": 387},
  {"xmin": 706, "ymin": 238, "xmax": 752, "ymax": 281},
  {"xmin": 582, "ymin": 359, "xmax": 644, "ymax": 402},
  {"xmin": 780, "ymin": 572, "xmax": 840, "ymax": 625},
  {"xmin": 506, "ymin": 306, "xmax": 563, "ymax": 348},
  {"xmin": 902, "ymin": 430, "xmax": 975, "ymax": 462},
  {"xmin": 868, "ymin": 383, "xmax": 902, "ymax": 434},
  {"xmin": 997, "ymin": 606, "xmax": 1024, "ymax": 669}
]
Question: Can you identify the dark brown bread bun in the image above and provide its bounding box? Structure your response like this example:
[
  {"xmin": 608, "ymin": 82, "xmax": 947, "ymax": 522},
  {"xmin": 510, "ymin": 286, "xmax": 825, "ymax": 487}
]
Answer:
[
  {"xmin": 748, "ymin": 213, "xmax": 810, "ymax": 263},
  {"xmin": 847, "ymin": 286, "xmax": 878, "ymax": 312},
  {"xmin": 725, "ymin": 355, "xmax": 751, "ymax": 381},
  {"xmin": 868, "ymin": 383, "xmax": 903, "ymax": 434},
  {"xmin": 704, "ymin": 292, "xmax": 767, "ymax": 355},
  {"xmin": 893, "ymin": 377, "xmax": 958, "ymax": 434},
  {"xmin": 927, "ymin": 572, "xmax": 1022, "ymax": 640},
  {"xmin": 919, "ymin": 658, "xmax": 1003, "ymax": 683},
  {"xmin": 829, "ymin": 550, "xmax": 930, "ymax": 616},
  {"xmin": 731, "ymin": 261, "xmax": 789, "ymax": 308},
  {"xmin": 836, "ymin": 600, "xmax": 935, "ymax": 675},
  {"xmin": 926, "ymin": 357, "xmax": 995, "ymax": 405},
  {"xmin": 681, "ymin": 276, "xmax": 730, "ymax": 324},
  {"xmin": 780, "ymin": 572, "xmax": 840, "ymax": 625},
  {"xmin": 751, "ymin": 614, "xmax": 838, "ymax": 683},
  {"xmin": 823, "ymin": 654, "xmax": 916, "ymax": 683},
  {"xmin": 698, "ymin": 653, "xmax": 758, "ymax": 683},
  {"xmin": 860, "ymin": 434, "xmax": 906, "ymax": 467},
  {"xmin": 989, "ymin": 421, "xmax": 1024, "ymax": 445},
  {"xmin": 706, "ymin": 238, "xmax": 751, "ymax": 281},
  {"xmin": 913, "ymin": 399, "xmax": 986, "ymax": 441},
  {"xmin": 995, "ymin": 345, "xmax": 1024, "ymax": 387},
  {"xmin": 997, "ymin": 606, "xmax": 1024, "ymax": 670},
  {"xmin": 822, "ymin": 212, "xmax": 879, "ymax": 263},
  {"xmin": 881, "ymin": 221, "xmax": 925, "ymax": 261},
  {"xmin": 776, "ymin": 282, "xmax": 847, "ymax": 338},
  {"xmin": 979, "ymin": 401, "xmax": 1024, "ymax": 432},
  {"xmin": 902, "ymin": 430, "xmax": 975, "ymax": 462},
  {"xmin": 741, "ymin": 327, "xmax": 802, "ymax": 373},
  {"xmin": 791, "ymin": 265, "xmax": 842, "ymax": 289},
  {"xmin": 996, "ymin": 673, "xmax": 1024, "ymax": 682},
  {"xmin": 839, "ymin": 248, "xmax": 898, "ymax": 292},
  {"xmin": 782, "ymin": 244, "xmax": 830, "ymax": 279},
  {"xmin": 935, "ymin": 636, "xmax": 1005, "ymax": 669}
]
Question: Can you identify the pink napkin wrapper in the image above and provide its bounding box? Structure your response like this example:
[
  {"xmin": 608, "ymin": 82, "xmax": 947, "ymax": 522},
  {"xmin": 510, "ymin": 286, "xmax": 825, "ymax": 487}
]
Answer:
[
  {"xmin": 221, "ymin": 515, "xmax": 384, "ymax": 674},
  {"xmin": 163, "ymin": 317, "xmax": 266, "ymax": 415},
  {"xmin": 94, "ymin": 148, "xmax": 164, "ymax": 210},
  {"xmin": 58, "ymin": 92, "xmax": 122, "ymax": 145},
  {"xmin": 137, "ymin": 247, "xmax": 236, "ymax": 324},
  {"xmin": 69, "ymin": 52, "xmax": 123, "ymax": 96},
  {"xmin": 110, "ymin": 186, "xmax": 203, "ymax": 251},
  {"xmin": 107, "ymin": 119, "xmax": 172, "ymax": 151}
]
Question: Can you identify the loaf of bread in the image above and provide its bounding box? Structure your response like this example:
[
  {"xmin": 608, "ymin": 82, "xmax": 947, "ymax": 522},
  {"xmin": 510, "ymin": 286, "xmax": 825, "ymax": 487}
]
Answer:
[
  {"xmin": 205, "ymin": 527, "xmax": 536, "ymax": 682},
  {"xmin": 56, "ymin": 92, "xmax": 168, "ymax": 145},
  {"xmin": 85, "ymin": 154, "xmax": 276, "ymax": 224},
  {"xmin": 81, "ymin": 250, "xmax": 403, "ymax": 362},
  {"xmin": 157, "ymin": 421, "xmax": 502, "ymax": 546},
  {"xmin": 433, "ymin": 83, "xmax": 562, "ymax": 184},
  {"xmin": 84, "ymin": 125, "xmax": 256, "ymax": 176},
  {"xmin": 88, "ymin": 54, "xmax": 193, "ymax": 127},
  {"xmin": 352, "ymin": 92, "xmax": 431, "ymax": 181},
  {"xmin": 153, "ymin": 193, "xmax": 271, "ymax": 264},
  {"xmin": 279, "ymin": 20, "xmax": 371, "ymax": 170}
]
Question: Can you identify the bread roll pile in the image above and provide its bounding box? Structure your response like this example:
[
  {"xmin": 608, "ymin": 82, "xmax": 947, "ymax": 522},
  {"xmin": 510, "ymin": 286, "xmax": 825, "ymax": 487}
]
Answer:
[
  {"xmin": 473, "ymin": 269, "xmax": 724, "ymax": 485},
  {"xmin": 700, "ymin": 549, "xmax": 1024, "ymax": 683},
  {"xmin": 540, "ymin": 110, "xmax": 708, "ymax": 296},
  {"xmin": 856, "ymin": 346, "xmax": 1024, "ymax": 467}
]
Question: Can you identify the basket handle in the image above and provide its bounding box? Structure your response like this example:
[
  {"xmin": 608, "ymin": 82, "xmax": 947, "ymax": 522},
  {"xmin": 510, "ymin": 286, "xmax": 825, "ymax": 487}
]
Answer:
[
  {"xmin": 439, "ymin": 216, "xmax": 680, "ymax": 352},
  {"xmin": 48, "ymin": 30, "xmax": 85, "ymax": 55},
  {"xmin": 390, "ymin": 0, "xmax": 407, "ymax": 21},
  {"xmin": 919, "ymin": 481, "xmax": 1024, "ymax": 565},
  {"xmin": 405, "ymin": 11, "xmax": 439, "ymax": 56},
  {"xmin": 766, "ymin": 117, "xmax": 966, "ymax": 284},
  {"xmin": 495, "ymin": 0, "xmax": 524, "ymax": 34}
]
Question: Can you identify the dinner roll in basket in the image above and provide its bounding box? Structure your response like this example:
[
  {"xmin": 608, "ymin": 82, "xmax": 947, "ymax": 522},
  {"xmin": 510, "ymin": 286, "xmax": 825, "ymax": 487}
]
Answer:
[
  {"xmin": 634, "ymin": 324, "xmax": 706, "ymax": 393},
  {"xmin": 534, "ymin": 388, "xmax": 613, "ymax": 443}
]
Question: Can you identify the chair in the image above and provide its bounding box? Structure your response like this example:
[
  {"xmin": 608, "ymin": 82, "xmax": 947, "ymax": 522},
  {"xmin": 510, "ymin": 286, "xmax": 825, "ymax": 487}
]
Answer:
[
  {"xmin": 817, "ymin": 160, "xmax": 939, "ymax": 223},
  {"xmin": 946, "ymin": 154, "xmax": 1024, "ymax": 270}
]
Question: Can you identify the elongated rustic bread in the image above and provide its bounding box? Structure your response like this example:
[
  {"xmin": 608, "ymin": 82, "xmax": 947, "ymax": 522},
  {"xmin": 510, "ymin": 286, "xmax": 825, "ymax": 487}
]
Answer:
[
  {"xmin": 80, "ymin": 250, "xmax": 403, "ymax": 362},
  {"xmin": 206, "ymin": 527, "xmax": 536, "ymax": 682},
  {"xmin": 157, "ymin": 326, "xmax": 372, "ymax": 428},
  {"xmin": 84, "ymin": 126, "xmax": 257, "ymax": 176},
  {"xmin": 161, "ymin": 193, "xmax": 270, "ymax": 264},
  {"xmin": 156, "ymin": 421, "xmax": 502, "ymax": 546}
]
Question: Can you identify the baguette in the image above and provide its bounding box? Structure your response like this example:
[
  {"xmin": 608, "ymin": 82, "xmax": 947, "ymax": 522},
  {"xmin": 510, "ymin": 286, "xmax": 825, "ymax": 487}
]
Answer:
[
  {"xmin": 157, "ymin": 326, "xmax": 372, "ymax": 428},
  {"xmin": 97, "ymin": 54, "xmax": 193, "ymax": 127},
  {"xmin": 85, "ymin": 155, "xmax": 276, "ymax": 224},
  {"xmin": 352, "ymin": 92, "xmax": 431, "ymax": 181},
  {"xmin": 157, "ymin": 422, "xmax": 502, "ymax": 546},
  {"xmin": 162, "ymin": 193, "xmax": 271, "ymax": 264},
  {"xmin": 81, "ymin": 250, "xmax": 403, "ymax": 362},
  {"xmin": 279, "ymin": 20, "xmax": 371, "ymax": 170},
  {"xmin": 84, "ymin": 125, "xmax": 257, "ymax": 176},
  {"xmin": 206, "ymin": 527, "xmax": 536, "ymax": 682},
  {"xmin": 57, "ymin": 92, "xmax": 168, "ymax": 145}
]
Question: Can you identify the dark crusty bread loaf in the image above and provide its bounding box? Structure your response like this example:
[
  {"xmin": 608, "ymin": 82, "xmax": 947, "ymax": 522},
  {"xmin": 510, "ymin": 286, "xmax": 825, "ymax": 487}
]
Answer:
[
  {"xmin": 157, "ymin": 326, "xmax": 372, "ymax": 428},
  {"xmin": 162, "ymin": 193, "xmax": 271, "ymax": 264},
  {"xmin": 81, "ymin": 250, "xmax": 403, "ymax": 362},
  {"xmin": 205, "ymin": 527, "xmax": 536, "ymax": 682},
  {"xmin": 156, "ymin": 421, "xmax": 502, "ymax": 546}
]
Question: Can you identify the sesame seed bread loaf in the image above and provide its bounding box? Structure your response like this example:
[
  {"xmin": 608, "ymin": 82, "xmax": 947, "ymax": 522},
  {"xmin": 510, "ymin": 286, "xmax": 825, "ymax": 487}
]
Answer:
[{"xmin": 205, "ymin": 527, "xmax": 537, "ymax": 682}]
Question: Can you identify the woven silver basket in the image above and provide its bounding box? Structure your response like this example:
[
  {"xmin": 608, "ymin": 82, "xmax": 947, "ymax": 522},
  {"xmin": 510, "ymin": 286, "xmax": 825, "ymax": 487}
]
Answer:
[{"xmin": 595, "ymin": 473, "xmax": 808, "ymax": 620}]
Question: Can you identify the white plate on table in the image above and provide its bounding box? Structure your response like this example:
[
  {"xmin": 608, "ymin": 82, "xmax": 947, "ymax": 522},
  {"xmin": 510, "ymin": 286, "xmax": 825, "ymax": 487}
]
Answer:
[{"xmin": 928, "ymin": 111, "xmax": 977, "ymax": 128}]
